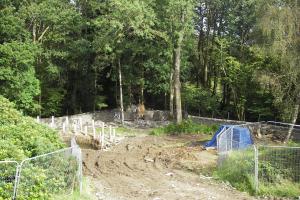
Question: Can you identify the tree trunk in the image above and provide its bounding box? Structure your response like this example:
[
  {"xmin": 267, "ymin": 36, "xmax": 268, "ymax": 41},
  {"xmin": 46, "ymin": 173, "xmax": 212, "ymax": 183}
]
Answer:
[
  {"xmin": 118, "ymin": 58, "xmax": 124, "ymax": 124},
  {"xmin": 32, "ymin": 21, "xmax": 36, "ymax": 43},
  {"xmin": 169, "ymin": 69, "xmax": 174, "ymax": 117},
  {"xmin": 173, "ymin": 33, "xmax": 183, "ymax": 124},
  {"xmin": 284, "ymin": 102, "xmax": 300, "ymax": 143}
]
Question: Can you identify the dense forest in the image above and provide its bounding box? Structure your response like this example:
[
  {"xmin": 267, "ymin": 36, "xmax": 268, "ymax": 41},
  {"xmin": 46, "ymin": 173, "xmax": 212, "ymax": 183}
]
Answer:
[{"xmin": 0, "ymin": 0, "xmax": 299, "ymax": 123}]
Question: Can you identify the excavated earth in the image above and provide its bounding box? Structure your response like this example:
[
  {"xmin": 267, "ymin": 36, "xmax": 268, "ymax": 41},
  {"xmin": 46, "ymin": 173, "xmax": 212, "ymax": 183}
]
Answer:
[{"xmin": 82, "ymin": 134, "xmax": 255, "ymax": 200}]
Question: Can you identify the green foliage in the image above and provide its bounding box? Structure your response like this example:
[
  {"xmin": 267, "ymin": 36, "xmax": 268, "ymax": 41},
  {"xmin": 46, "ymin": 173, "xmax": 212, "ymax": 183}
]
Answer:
[
  {"xmin": 0, "ymin": 41, "xmax": 40, "ymax": 115},
  {"xmin": 214, "ymin": 148, "xmax": 300, "ymax": 198},
  {"xmin": 16, "ymin": 155, "xmax": 78, "ymax": 200},
  {"xmin": 0, "ymin": 96, "xmax": 67, "ymax": 199},
  {"xmin": 0, "ymin": 95, "xmax": 64, "ymax": 160},
  {"xmin": 151, "ymin": 120, "xmax": 218, "ymax": 136},
  {"xmin": 214, "ymin": 149, "xmax": 256, "ymax": 195},
  {"xmin": 182, "ymin": 83, "xmax": 219, "ymax": 116}
]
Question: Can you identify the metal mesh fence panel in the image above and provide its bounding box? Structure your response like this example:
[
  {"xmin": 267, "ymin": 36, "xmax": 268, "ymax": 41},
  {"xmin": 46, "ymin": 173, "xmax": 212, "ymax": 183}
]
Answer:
[
  {"xmin": 0, "ymin": 161, "xmax": 18, "ymax": 200},
  {"xmin": 15, "ymin": 147, "xmax": 82, "ymax": 199},
  {"xmin": 217, "ymin": 126, "xmax": 233, "ymax": 154},
  {"xmin": 258, "ymin": 146, "xmax": 300, "ymax": 191},
  {"xmin": 217, "ymin": 145, "xmax": 257, "ymax": 193}
]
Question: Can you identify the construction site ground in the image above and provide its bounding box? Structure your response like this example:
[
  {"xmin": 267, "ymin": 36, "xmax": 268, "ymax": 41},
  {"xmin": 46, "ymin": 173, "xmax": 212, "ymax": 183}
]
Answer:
[{"xmin": 80, "ymin": 129, "xmax": 255, "ymax": 200}]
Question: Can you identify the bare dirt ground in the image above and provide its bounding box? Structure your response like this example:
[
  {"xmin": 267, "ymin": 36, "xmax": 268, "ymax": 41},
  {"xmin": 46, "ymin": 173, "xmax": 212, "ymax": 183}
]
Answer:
[{"xmin": 82, "ymin": 134, "xmax": 255, "ymax": 200}]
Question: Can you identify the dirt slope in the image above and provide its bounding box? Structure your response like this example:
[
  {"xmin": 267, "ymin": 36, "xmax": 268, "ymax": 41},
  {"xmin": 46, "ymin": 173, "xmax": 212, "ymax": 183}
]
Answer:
[{"xmin": 82, "ymin": 135, "xmax": 255, "ymax": 200}]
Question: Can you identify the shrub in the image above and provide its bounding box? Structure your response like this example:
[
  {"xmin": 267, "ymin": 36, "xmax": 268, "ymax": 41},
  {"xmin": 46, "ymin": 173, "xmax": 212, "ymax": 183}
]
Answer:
[
  {"xmin": 0, "ymin": 95, "xmax": 64, "ymax": 160},
  {"xmin": 0, "ymin": 95, "xmax": 66, "ymax": 199},
  {"xmin": 151, "ymin": 120, "xmax": 218, "ymax": 136}
]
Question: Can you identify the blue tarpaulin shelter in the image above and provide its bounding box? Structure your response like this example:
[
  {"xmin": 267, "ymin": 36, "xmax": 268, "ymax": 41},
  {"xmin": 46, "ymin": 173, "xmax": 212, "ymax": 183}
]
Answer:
[{"xmin": 205, "ymin": 125, "xmax": 253, "ymax": 149}]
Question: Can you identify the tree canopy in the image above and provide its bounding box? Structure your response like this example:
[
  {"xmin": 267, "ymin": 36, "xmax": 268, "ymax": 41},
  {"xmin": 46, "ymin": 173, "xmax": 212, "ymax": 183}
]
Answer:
[{"xmin": 0, "ymin": 0, "xmax": 299, "ymax": 124}]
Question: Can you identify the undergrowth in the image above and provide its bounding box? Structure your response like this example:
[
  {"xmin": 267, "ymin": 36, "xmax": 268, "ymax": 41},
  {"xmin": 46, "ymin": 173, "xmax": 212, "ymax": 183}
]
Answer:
[
  {"xmin": 214, "ymin": 149, "xmax": 300, "ymax": 198},
  {"xmin": 151, "ymin": 120, "xmax": 218, "ymax": 136}
]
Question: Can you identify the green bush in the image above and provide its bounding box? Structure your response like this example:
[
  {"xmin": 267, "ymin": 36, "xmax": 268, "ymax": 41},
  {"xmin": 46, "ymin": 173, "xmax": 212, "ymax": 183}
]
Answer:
[
  {"xmin": 151, "ymin": 120, "xmax": 218, "ymax": 136},
  {"xmin": 0, "ymin": 95, "xmax": 64, "ymax": 160},
  {"xmin": 0, "ymin": 95, "xmax": 66, "ymax": 199}
]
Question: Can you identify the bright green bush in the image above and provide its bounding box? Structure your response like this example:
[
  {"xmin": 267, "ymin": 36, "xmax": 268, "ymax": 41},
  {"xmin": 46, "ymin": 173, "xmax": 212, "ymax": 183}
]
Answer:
[
  {"xmin": 0, "ymin": 95, "xmax": 64, "ymax": 160},
  {"xmin": 151, "ymin": 120, "xmax": 218, "ymax": 136},
  {"xmin": 0, "ymin": 95, "xmax": 66, "ymax": 199}
]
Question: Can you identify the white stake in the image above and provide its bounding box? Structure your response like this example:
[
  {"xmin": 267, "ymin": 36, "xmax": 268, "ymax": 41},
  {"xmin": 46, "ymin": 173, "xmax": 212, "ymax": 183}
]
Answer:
[
  {"xmin": 62, "ymin": 122, "xmax": 66, "ymax": 134},
  {"xmin": 84, "ymin": 125, "xmax": 88, "ymax": 136},
  {"xmin": 101, "ymin": 122, "xmax": 105, "ymax": 148},
  {"xmin": 36, "ymin": 116, "xmax": 40, "ymax": 123},
  {"xmin": 113, "ymin": 128, "xmax": 116, "ymax": 143},
  {"xmin": 79, "ymin": 117, "xmax": 83, "ymax": 132},
  {"xmin": 109, "ymin": 125, "xmax": 112, "ymax": 142},
  {"xmin": 92, "ymin": 120, "xmax": 96, "ymax": 139},
  {"xmin": 99, "ymin": 131, "xmax": 102, "ymax": 144},
  {"xmin": 51, "ymin": 116, "xmax": 55, "ymax": 128},
  {"xmin": 66, "ymin": 116, "xmax": 69, "ymax": 126},
  {"xmin": 73, "ymin": 123, "xmax": 78, "ymax": 135}
]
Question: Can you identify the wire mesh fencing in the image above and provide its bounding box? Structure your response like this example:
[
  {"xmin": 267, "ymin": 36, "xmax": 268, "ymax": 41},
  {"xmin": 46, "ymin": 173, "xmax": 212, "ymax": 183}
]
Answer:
[
  {"xmin": 258, "ymin": 146, "xmax": 300, "ymax": 192},
  {"xmin": 0, "ymin": 161, "xmax": 18, "ymax": 200},
  {"xmin": 217, "ymin": 124, "xmax": 255, "ymax": 154},
  {"xmin": 0, "ymin": 145, "xmax": 82, "ymax": 200},
  {"xmin": 216, "ymin": 142, "xmax": 258, "ymax": 193},
  {"xmin": 217, "ymin": 123, "xmax": 300, "ymax": 195}
]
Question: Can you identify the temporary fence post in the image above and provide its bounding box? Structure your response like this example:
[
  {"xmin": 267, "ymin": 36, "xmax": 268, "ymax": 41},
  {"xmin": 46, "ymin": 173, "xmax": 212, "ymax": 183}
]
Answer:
[{"xmin": 254, "ymin": 145, "xmax": 259, "ymax": 193}]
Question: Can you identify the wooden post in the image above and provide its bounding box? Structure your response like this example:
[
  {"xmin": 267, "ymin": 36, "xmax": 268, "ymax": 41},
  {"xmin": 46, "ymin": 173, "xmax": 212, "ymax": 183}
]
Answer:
[{"xmin": 92, "ymin": 120, "xmax": 96, "ymax": 139}]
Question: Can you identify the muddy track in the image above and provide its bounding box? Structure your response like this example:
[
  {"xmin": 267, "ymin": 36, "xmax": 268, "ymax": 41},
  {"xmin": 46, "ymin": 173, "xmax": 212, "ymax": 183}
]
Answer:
[{"xmin": 82, "ymin": 135, "xmax": 255, "ymax": 200}]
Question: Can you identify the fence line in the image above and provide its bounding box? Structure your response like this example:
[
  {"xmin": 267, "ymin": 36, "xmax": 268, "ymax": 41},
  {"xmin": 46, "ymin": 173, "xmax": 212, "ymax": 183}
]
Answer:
[
  {"xmin": 0, "ymin": 143, "xmax": 82, "ymax": 200},
  {"xmin": 217, "ymin": 123, "xmax": 300, "ymax": 194}
]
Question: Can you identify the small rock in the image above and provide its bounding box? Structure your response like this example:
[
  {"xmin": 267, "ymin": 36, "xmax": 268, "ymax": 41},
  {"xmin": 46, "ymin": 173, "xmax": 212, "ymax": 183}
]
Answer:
[{"xmin": 165, "ymin": 172, "xmax": 174, "ymax": 176}]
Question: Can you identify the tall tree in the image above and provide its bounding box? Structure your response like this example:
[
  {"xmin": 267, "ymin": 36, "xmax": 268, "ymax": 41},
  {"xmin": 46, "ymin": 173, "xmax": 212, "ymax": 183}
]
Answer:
[
  {"xmin": 155, "ymin": 0, "xmax": 196, "ymax": 123},
  {"xmin": 93, "ymin": 0, "xmax": 156, "ymax": 123},
  {"xmin": 257, "ymin": 0, "xmax": 300, "ymax": 142}
]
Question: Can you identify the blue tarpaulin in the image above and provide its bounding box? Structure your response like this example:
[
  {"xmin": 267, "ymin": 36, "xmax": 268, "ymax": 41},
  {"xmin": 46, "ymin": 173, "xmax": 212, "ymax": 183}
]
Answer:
[{"xmin": 205, "ymin": 125, "xmax": 253, "ymax": 149}]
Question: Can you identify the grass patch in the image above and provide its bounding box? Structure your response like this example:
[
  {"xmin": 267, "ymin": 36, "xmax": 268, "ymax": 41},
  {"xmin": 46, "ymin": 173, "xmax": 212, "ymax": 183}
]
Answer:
[
  {"xmin": 213, "ymin": 149, "xmax": 256, "ymax": 195},
  {"xmin": 258, "ymin": 181, "xmax": 300, "ymax": 197},
  {"xmin": 151, "ymin": 120, "xmax": 218, "ymax": 136},
  {"xmin": 51, "ymin": 177, "xmax": 95, "ymax": 200},
  {"xmin": 214, "ymin": 148, "xmax": 300, "ymax": 198}
]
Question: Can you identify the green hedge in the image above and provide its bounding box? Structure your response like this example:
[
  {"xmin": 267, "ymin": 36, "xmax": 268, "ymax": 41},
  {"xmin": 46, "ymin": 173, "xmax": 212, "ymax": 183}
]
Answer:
[{"xmin": 0, "ymin": 95, "xmax": 68, "ymax": 199}]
